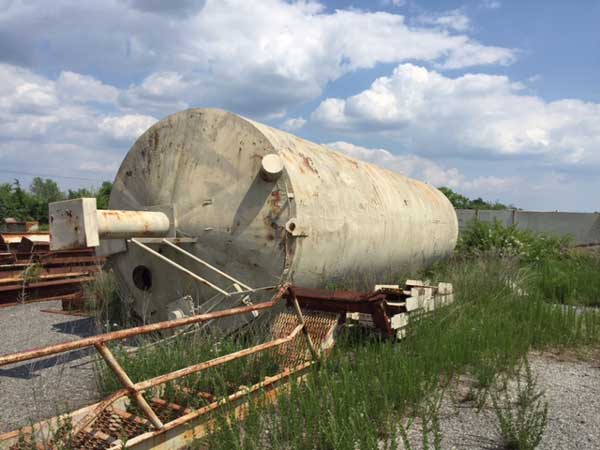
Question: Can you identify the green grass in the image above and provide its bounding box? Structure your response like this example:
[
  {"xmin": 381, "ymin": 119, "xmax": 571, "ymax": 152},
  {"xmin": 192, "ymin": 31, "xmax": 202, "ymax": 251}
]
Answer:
[
  {"xmin": 194, "ymin": 256, "xmax": 600, "ymax": 450},
  {"xmin": 523, "ymin": 253, "xmax": 600, "ymax": 307},
  {"xmin": 490, "ymin": 358, "xmax": 548, "ymax": 450},
  {"xmin": 82, "ymin": 270, "xmax": 128, "ymax": 328},
  {"xmin": 457, "ymin": 219, "xmax": 571, "ymax": 262},
  {"xmin": 91, "ymin": 221, "xmax": 600, "ymax": 448},
  {"xmin": 96, "ymin": 324, "xmax": 286, "ymax": 410},
  {"xmin": 457, "ymin": 220, "xmax": 600, "ymax": 307}
]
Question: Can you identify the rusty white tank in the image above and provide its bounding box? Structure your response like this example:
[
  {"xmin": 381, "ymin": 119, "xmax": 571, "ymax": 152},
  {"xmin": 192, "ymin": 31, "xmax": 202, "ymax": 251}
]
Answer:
[
  {"xmin": 50, "ymin": 108, "xmax": 457, "ymax": 324},
  {"xmin": 104, "ymin": 108, "xmax": 457, "ymax": 322}
]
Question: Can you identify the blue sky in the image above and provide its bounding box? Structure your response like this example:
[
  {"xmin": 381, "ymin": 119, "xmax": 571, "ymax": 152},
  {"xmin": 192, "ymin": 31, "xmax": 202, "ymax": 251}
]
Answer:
[{"xmin": 0, "ymin": 0, "xmax": 599, "ymax": 211}]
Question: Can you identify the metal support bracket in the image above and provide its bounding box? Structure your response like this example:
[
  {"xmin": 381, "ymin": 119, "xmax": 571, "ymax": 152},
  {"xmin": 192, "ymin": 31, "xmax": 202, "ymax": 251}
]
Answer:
[{"xmin": 130, "ymin": 238, "xmax": 231, "ymax": 297}]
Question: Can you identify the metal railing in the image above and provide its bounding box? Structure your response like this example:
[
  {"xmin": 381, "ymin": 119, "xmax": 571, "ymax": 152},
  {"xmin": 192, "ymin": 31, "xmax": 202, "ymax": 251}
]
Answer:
[{"xmin": 0, "ymin": 282, "xmax": 319, "ymax": 446}]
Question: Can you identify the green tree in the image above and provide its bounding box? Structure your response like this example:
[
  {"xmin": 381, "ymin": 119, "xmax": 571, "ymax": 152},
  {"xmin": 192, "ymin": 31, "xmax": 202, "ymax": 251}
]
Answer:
[
  {"xmin": 438, "ymin": 186, "xmax": 514, "ymax": 210},
  {"xmin": 28, "ymin": 178, "xmax": 65, "ymax": 223},
  {"xmin": 30, "ymin": 177, "xmax": 65, "ymax": 204},
  {"xmin": 0, "ymin": 182, "xmax": 22, "ymax": 220},
  {"xmin": 0, "ymin": 178, "xmax": 112, "ymax": 224},
  {"xmin": 438, "ymin": 187, "xmax": 472, "ymax": 209},
  {"xmin": 0, "ymin": 180, "xmax": 37, "ymax": 221},
  {"xmin": 68, "ymin": 188, "xmax": 94, "ymax": 199},
  {"xmin": 96, "ymin": 182, "xmax": 112, "ymax": 209}
]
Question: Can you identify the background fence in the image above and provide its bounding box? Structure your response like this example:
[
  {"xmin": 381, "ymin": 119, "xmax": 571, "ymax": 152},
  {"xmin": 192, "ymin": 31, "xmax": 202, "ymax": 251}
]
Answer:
[{"xmin": 456, "ymin": 209, "xmax": 600, "ymax": 246}]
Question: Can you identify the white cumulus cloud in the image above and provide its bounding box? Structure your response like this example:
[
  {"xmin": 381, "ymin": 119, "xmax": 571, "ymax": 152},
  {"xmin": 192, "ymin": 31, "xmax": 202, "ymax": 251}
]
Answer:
[
  {"xmin": 281, "ymin": 117, "xmax": 307, "ymax": 131},
  {"xmin": 312, "ymin": 64, "xmax": 600, "ymax": 165},
  {"xmin": 98, "ymin": 115, "xmax": 158, "ymax": 141},
  {"xmin": 326, "ymin": 141, "xmax": 518, "ymax": 195},
  {"xmin": 0, "ymin": 64, "xmax": 158, "ymax": 181},
  {"xmin": 56, "ymin": 72, "xmax": 119, "ymax": 104},
  {"xmin": 416, "ymin": 9, "xmax": 471, "ymax": 32},
  {"xmin": 0, "ymin": 0, "xmax": 517, "ymax": 118}
]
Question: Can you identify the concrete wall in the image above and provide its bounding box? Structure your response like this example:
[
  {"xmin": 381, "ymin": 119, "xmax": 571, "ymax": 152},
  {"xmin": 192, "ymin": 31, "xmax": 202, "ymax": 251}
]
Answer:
[{"xmin": 456, "ymin": 209, "xmax": 600, "ymax": 246}]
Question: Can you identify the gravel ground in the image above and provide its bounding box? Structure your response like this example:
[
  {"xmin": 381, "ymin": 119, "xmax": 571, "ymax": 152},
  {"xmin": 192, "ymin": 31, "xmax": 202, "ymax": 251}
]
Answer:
[
  {"xmin": 0, "ymin": 301, "xmax": 101, "ymax": 433},
  {"xmin": 404, "ymin": 352, "xmax": 600, "ymax": 450},
  {"xmin": 1, "ymin": 303, "xmax": 599, "ymax": 450}
]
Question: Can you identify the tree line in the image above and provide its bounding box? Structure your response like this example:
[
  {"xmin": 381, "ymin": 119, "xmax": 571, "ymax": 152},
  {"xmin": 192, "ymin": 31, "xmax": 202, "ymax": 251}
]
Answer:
[
  {"xmin": 438, "ymin": 186, "xmax": 514, "ymax": 210},
  {"xmin": 0, "ymin": 178, "xmax": 511, "ymax": 226},
  {"xmin": 0, "ymin": 178, "xmax": 112, "ymax": 225}
]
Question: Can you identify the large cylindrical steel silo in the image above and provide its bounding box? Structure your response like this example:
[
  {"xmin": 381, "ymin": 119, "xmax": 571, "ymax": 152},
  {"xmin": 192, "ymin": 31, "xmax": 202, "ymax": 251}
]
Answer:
[{"xmin": 104, "ymin": 108, "xmax": 457, "ymax": 323}]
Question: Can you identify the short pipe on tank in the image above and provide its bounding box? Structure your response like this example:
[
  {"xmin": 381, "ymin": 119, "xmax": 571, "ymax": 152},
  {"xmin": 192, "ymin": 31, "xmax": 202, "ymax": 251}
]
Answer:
[
  {"xmin": 49, "ymin": 198, "xmax": 171, "ymax": 250},
  {"xmin": 97, "ymin": 210, "xmax": 170, "ymax": 239},
  {"xmin": 260, "ymin": 154, "xmax": 284, "ymax": 182}
]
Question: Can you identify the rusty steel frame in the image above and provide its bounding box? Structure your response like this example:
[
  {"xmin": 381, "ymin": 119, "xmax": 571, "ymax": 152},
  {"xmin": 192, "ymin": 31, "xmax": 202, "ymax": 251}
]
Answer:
[
  {"xmin": 0, "ymin": 271, "xmax": 92, "ymax": 286},
  {"xmin": 0, "ymin": 242, "xmax": 103, "ymax": 306},
  {"xmin": 288, "ymin": 286, "xmax": 320, "ymax": 360},
  {"xmin": 288, "ymin": 286, "xmax": 402, "ymax": 337},
  {"xmin": 0, "ymin": 283, "xmax": 289, "ymax": 366},
  {"xmin": 0, "ymin": 275, "xmax": 94, "ymax": 305},
  {"xmin": 109, "ymin": 361, "xmax": 313, "ymax": 450},
  {"xmin": 0, "ymin": 282, "xmax": 321, "ymax": 449},
  {"xmin": 0, "ymin": 264, "xmax": 101, "ymax": 279}
]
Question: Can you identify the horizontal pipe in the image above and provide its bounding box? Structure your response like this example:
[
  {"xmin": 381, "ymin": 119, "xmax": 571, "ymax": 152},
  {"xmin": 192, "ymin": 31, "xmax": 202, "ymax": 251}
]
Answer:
[
  {"xmin": 0, "ymin": 283, "xmax": 290, "ymax": 367},
  {"xmin": 97, "ymin": 210, "xmax": 170, "ymax": 239}
]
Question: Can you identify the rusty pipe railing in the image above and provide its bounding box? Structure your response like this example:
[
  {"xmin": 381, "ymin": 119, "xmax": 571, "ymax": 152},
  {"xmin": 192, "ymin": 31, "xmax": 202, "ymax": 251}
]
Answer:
[
  {"xmin": 116, "ymin": 361, "xmax": 314, "ymax": 450},
  {"xmin": 0, "ymin": 283, "xmax": 290, "ymax": 367},
  {"xmin": 0, "ymin": 282, "xmax": 316, "ymax": 441},
  {"xmin": 71, "ymin": 322, "xmax": 306, "ymax": 436},
  {"xmin": 94, "ymin": 341, "xmax": 165, "ymax": 429}
]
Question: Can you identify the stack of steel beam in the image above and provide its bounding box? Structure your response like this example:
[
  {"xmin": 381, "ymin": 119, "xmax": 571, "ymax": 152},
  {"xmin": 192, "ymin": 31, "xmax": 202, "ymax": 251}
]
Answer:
[{"xmin": 0, "ymin": 232, "xmax": 104, "ymax": 307}]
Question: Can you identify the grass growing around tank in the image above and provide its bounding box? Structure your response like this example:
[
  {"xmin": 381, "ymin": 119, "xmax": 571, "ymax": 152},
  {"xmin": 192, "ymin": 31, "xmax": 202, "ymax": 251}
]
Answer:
[
  {"xmin": 82, "ymin": 270, "xmax": 126, "ymax": 325},
  {"xmin": 523, "ymin": 253, "xmax": 600, "ymax": 307},
  {"xmin": 191, "ymin": 255, "xmax": 598, "ymax": 449},
  {"xmin": 96, "ymin": 324, "xmax": 284, "ymax": 406},
  {"xmin": 90, "ymin": 221, "xmax": 600, "ymax": 449},
  {"xmin": 457, "ymin": 219, "xmax": 600, "ymax": 307}
]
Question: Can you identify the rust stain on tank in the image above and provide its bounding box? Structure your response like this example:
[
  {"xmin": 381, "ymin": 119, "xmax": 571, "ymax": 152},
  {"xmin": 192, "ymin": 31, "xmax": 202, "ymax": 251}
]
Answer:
[
  {"xmin": 297, "ymin": 153, "xmax": 318, "ymax": 175},
  {"xmin": 103, "ymin": 211, "xmax": 124, "ymax": 221},
  {"xmin": 268, "ymin": 190, "xmax": 284, "ymax": 217}
]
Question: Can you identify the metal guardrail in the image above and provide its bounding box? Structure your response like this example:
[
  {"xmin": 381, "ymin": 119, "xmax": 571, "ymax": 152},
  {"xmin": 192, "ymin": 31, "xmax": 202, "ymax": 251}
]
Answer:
[
  {"xmin": 0, "ymin": 278, "xmax": 456, "ymax": 449},
  {"xmin": 0, "ymin": 282, "xmax": 322, "ymax": 449}
]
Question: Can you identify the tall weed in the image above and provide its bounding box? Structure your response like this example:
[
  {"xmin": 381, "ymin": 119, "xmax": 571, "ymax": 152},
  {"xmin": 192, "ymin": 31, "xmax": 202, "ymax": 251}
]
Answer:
[
  {"xmin": 198, "ymin": 257, "xmax": 600, "ymax": 449},
  {"xmin": 490, "ymin": 358, "xmax": 548, "ymax": 450},
  {"xmin": 458, "ymin": 220, "xmax": 599, "ymax": 307}
]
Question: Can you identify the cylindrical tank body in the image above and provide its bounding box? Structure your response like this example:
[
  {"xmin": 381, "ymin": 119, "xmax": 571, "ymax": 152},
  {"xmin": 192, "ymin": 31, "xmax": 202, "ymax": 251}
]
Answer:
[{"xmin": 108, "ymin": 109, "xmax": 458, "ymax": 323}]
